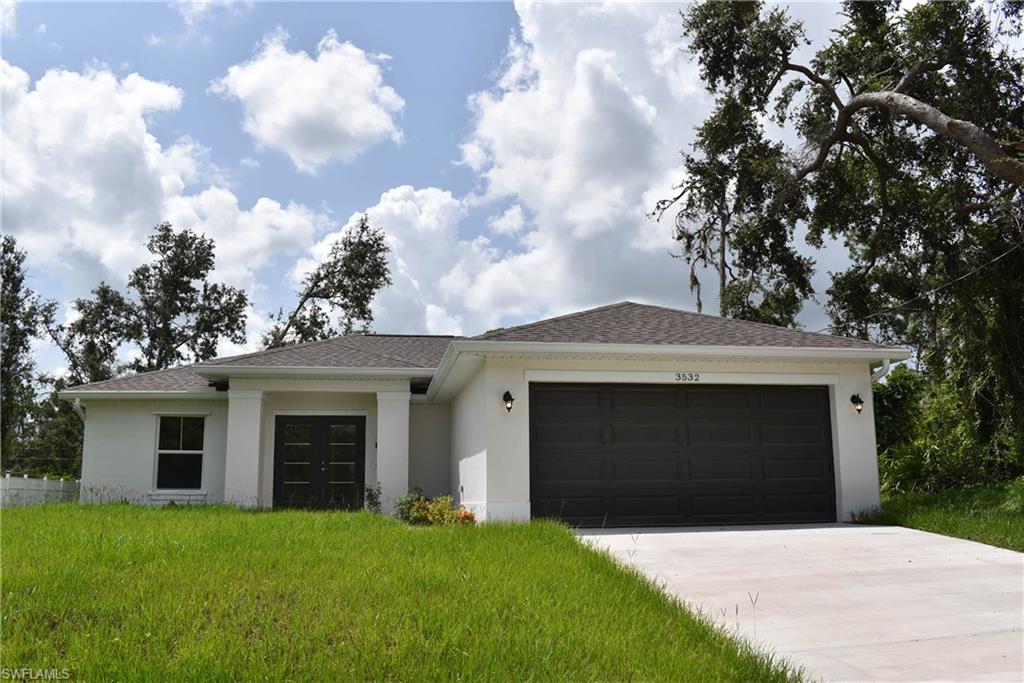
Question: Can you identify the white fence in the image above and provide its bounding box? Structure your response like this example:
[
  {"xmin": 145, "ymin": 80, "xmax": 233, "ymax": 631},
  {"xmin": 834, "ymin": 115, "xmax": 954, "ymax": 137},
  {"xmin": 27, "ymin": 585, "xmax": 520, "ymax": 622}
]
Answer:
[{"xmin": 0, "ymin": 475, "xmax": 80, "ymax": 507}]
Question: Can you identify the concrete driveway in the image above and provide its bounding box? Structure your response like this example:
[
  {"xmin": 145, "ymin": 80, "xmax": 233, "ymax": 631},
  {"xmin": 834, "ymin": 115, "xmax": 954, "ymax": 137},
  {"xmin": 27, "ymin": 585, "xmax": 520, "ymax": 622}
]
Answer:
[{"xmin": 580, "ymin": 525, "xmax": 1023, "ymax": 682}]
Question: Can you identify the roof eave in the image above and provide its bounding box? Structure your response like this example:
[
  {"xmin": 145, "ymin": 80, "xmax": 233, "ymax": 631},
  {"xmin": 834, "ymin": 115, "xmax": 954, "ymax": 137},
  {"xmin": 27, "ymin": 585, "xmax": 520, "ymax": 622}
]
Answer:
[
  {"xmin": 192, "ymin": 365, "xmax": 437, "ymax": 381},
  {"xmin": 58, "ymin": 389, "xmax": 226, "ymax": 401},
  {"xmin": 425, "ymin": 340, "xmax": 912, "ymax": 401}
]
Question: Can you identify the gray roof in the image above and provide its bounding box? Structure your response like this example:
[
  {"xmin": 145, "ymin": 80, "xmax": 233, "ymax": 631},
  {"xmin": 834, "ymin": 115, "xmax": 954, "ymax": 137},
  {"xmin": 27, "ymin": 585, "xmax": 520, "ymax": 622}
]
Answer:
[
  {"xmin": 198, "ymin": 334, "xmax": 457, "ymax": 369},
  {"xmin": 66, "ymin": 302, "xmax": 890, "ymax": 393},
  {"xmin": 474, "ymin": 301, "xmax": 887, "ymax": 350},
  {"xmin": 68, "ymin": 335, "xmax": 459, "ymax": 392}
]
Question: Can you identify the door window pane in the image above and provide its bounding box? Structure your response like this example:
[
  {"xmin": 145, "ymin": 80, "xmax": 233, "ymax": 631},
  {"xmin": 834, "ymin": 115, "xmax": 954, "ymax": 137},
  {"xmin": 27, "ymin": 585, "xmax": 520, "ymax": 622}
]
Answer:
[
  {"xmin": 284, "ymin": 423, "xmax": 312, "ymax": 444},
  {"xmin": 329, "ymin": 423, "xmax": 357, "ymax": 444}
]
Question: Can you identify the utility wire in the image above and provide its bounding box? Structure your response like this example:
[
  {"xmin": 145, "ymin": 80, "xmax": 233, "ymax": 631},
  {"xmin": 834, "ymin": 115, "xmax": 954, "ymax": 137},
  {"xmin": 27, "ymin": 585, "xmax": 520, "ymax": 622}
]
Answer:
[{"xmin": 815, "ymin": 242, "xmax": 1022, "ymax": 333}]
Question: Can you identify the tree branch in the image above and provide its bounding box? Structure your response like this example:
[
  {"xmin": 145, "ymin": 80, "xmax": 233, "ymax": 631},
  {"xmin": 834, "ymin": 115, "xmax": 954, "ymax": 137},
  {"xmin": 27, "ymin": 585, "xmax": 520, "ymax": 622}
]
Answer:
[{"xmin": 798, "ymin": 90, "xmax": 1024, "ymax": 186}]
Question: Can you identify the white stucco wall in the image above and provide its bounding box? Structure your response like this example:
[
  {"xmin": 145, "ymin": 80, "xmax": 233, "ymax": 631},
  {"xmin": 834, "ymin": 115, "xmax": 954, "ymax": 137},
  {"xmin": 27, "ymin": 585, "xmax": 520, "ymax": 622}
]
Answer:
[
  {"xmin": 450, "ymin": 365, "xmax": 488, "ymax": 515},
  {"xmin": 448, "ymin": 356, "xmax": 880, "ymax": 523},
  {"xmin": 79, "ymin": 399, "xmax": 228, "ymax": 504},
  {"xmin": 409, "ymin": 402, "xmax": 450, "ymax": 497}
]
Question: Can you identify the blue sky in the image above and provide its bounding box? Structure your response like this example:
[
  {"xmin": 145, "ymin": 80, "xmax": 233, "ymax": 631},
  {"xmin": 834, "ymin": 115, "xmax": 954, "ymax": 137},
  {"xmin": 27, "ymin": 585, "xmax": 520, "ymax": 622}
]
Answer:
[{"xmin": 2, "ymin": 1, "xmax": 848, "ymax": 375}]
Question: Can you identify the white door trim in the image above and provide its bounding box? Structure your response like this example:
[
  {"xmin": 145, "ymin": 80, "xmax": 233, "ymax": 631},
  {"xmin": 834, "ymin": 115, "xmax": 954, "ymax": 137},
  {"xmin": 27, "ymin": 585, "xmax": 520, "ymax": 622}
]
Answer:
[{"xmin": 271, "ymin": 410, "xmax": 369, "ymax": 417}]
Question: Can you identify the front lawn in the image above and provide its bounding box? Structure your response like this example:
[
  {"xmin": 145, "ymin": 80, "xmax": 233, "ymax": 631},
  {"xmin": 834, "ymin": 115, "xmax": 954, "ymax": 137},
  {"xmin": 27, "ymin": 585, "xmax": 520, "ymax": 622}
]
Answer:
[
  {"xmin": 854, "ymin": 481, "xmax": 1024, "ymax": 552},
  {"xmin": 0, "ymin": 505, "xmax": 798, "ymax": 680}
]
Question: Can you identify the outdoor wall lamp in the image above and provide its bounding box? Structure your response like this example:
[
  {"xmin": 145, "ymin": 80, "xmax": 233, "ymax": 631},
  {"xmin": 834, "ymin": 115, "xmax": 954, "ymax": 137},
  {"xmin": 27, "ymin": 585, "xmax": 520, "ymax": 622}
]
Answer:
[
  {"xmin": 850, "ymin": 394, "xmax": 864, "ymax": 414},
  {"xmin": 502, "ymin": 391, "xmax": 515, "ymax": 413}
]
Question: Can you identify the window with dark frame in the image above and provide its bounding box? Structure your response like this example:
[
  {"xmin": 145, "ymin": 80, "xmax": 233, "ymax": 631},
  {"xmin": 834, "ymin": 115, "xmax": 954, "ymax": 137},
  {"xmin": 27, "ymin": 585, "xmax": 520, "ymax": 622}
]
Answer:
[{"xmin": 156, "ymin": 416, "xmax": 205, "ymax": 490}]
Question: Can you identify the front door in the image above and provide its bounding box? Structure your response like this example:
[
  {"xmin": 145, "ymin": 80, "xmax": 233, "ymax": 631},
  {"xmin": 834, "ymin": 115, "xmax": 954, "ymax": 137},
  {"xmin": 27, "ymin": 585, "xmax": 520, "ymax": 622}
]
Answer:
[{"xmin": 273, "ymin": 415, "xmax": 366, "ymax": 509}]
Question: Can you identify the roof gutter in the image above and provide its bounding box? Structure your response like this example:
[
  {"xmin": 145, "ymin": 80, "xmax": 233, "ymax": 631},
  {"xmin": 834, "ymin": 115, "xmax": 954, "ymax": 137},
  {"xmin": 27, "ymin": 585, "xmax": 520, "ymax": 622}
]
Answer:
[
  {"xmin": 870, "ymin": 357, "xmax": 892, "ymax": 383},
  {"xmin": 58, "ymin": 389, "xmax": 227, "ymax": 401}
]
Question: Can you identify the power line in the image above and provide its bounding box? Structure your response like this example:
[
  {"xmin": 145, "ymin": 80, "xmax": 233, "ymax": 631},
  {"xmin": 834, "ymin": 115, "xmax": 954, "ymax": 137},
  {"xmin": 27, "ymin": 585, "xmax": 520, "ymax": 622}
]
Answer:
[{"xmin": 815, "ymin": 242, "xmax": 1022, "ymax": 333}]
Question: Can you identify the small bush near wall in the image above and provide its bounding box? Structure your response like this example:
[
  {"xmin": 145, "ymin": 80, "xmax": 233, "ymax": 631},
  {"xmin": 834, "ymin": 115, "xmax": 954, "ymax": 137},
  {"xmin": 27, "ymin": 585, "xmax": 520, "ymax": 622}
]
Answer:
[{"xmin": 395, "ymin": 489, "xmax": 474, "ymax": 526}]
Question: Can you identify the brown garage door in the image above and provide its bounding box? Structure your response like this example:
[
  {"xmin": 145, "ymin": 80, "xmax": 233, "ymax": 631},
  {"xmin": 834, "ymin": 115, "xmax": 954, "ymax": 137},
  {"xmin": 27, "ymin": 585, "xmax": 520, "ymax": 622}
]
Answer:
[{"xmin": 530, "ymin": 383, "xmax": 836, "ymax": 527}]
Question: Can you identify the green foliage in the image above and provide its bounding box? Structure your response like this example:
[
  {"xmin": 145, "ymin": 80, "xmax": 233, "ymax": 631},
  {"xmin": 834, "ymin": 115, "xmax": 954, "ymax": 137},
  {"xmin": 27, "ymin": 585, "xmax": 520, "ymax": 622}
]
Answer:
[
  {"xmin": 854, "ymin": 483, "xmax": 1024, "ymax": 552},
  {"xmin": 364, "ymin": 481, "xmax": 382, "ymax": 513},
  {"xmin": 0, "ymin": 236, "xmax": 56, "ymax": 471},
  {"xmin": 677, "ymin": 1, "xmax": 1024, "ymax": 469},
  {"xmin": 50, "ymin": 223, "xmax": 248, "ymax": 383},
  {"xmin": 264, "ymin": 215, "xmax": 391, "ymax": 348},
  {"xmin": 393, "ymin": 487, "xmax": 428, "ymax": 523},
  {"xmin": 0, "ymin": 506, "xmax": 798, "ymax": 680},
  {"xmin": 872, "ymin": 365, "xmax": 925, "ymax": 454},
  {"xmin": 875, "ymin": 372, "xmax": 1024, "ymax": 494}
]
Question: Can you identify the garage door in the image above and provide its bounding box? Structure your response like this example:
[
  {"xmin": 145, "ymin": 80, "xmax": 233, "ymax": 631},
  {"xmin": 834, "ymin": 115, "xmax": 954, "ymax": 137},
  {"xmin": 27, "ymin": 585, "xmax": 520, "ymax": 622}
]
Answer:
[{"xmin": 530, "ymin": 383, "xmax": 836, "ymax": 527}]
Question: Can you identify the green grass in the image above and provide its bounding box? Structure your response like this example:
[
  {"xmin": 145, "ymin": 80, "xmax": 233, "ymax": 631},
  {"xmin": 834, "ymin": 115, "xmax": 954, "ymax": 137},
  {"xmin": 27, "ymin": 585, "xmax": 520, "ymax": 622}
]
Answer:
[
  {"xmin": 854, "ymin": 481, "xmax": 1024, "ymax": 552},
  {"xmin": 0, "ymin": 505, "xmax": 798, "ymax": 681}
]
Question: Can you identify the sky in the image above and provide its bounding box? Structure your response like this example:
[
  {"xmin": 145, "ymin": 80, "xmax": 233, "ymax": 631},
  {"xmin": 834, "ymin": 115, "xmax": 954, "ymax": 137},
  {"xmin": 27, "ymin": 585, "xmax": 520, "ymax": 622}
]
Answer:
[{"xmin": 1, "ymin": 0, "xmax": 853, "ymax": 376}]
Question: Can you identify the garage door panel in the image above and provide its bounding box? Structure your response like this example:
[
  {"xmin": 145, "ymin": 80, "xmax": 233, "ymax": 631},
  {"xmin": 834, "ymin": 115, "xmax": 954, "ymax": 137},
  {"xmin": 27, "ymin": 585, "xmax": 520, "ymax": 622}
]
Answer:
[
  {"xmin": 531, "ymin": 421, "xmax": 604, "ymax": 447},
  {"xmin": 762, "ymin": 424, "xmax": 826, "ymax": 446},
  {"xmin": 530, "ymin": 387, "xmax": 603, "ymax": 411},
  {"xmin": 530, "ymin": 383, "xmax": 835, "ymax": 527},
  {"xmin": 615, "ymin": 495, "xmax": 680, "ymax": 516},
  {"xmin": 610, "ymin": 387, "xmax": 678, "ymax": 410},
  {"xmin": 533, "ymin": 459, "xmax": 604, "ymax": 483},
  {"xmin": 764, "ymin": 458, "xmax": 827, "ymax": 480},
  {"xmin": 689, "ymin": 459, "xmax": 756, "ymax": 481},
  {"xmin": 609, "ymin": 422, "xmax": 679, "ymax": 446},
  {"xmin": 613, "ymin": 460, "xmax": 681, "ymax": 481},
  {"xmin": 765, "ymin": 493, "xmax": 831, "ymax": 515},
  {"xmin": 689, "ymin": 423, "xmax": 753, "ymax": 446}
]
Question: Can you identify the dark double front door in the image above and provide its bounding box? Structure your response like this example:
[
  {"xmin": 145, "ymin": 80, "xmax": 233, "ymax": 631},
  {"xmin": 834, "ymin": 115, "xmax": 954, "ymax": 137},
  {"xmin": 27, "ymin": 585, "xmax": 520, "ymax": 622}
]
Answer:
[{"xmin": 273, "ymin": 415, "xmax": 366, "ymax": 509}]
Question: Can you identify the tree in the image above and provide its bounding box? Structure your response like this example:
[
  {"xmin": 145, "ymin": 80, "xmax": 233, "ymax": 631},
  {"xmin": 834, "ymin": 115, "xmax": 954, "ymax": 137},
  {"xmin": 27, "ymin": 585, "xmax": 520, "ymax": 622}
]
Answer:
[
  {"xmin": 675, "ymin": 0, "xmax": 1024, "ymax": 479},
  {"xmin": 0, "ymin": 236, "xmax": 55, "ymax": 468},
  {"xmin": 654, "ymin": 96, "xmax": 814, "ymax": 326},
  {"xmin": 127, "ymin": 223, "xmax": 248, "ymax": 371},
  {"xmin": 265, "ymin": 215, "xmax": 391, "ymax": 348},
  {"xmin": 49, "ymin": 223, "xmax": 249, "ymax": 379}
]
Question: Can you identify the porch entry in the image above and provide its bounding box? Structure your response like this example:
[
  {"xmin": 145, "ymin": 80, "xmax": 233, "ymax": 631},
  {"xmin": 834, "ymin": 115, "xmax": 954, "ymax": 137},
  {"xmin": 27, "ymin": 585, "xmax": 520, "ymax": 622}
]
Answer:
[{"xmin": 273, "ymin": 415, "xmax": 366, "ymax": 509}]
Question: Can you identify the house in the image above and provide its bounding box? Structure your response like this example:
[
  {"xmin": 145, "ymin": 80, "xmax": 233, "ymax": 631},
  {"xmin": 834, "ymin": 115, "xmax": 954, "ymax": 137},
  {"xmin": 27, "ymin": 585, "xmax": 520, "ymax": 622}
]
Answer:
[{"xmin": 59, "ymin": 302, "xmax": 910, "ymax": 526}]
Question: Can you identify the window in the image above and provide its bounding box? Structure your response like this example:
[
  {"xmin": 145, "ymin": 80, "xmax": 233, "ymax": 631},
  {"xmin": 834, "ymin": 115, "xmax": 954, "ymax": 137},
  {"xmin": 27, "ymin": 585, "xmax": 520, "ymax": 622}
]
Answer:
[{"xmin": 156, "ymin": 416, "xmax": 205, "ymax": 490}]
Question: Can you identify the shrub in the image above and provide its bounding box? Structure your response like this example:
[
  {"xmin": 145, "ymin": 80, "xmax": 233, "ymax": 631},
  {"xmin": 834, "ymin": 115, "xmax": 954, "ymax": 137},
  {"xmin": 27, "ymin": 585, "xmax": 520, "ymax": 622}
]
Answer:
[
  {"xmin": 364, "ymin": 482, "xmax": 382, "ymax": 513},
  {"xmin": 393, "ymin": 488, "xmax": 427, "ymax": 524},
  {"xmin": 393, "ymin": 490, "xmax": 475, "ymax": 526},
  {"xmin": 408, "ymin": 499, "xmax": 432, "ymax": 525},
  {"xmin": 425, "ymin": 495, "xmax": 461, "ymax": 525}
]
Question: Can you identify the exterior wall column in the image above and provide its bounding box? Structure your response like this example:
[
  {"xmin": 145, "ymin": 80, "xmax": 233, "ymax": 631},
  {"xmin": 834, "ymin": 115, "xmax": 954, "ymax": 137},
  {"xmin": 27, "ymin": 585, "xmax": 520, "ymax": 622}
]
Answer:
[
  {"xmin": 376, "ymin": 391, "xmax": 410, "ymax": 515},
  {"xmin": 224, "ymin": 389, "xmax": 264, "ymax": 507}
]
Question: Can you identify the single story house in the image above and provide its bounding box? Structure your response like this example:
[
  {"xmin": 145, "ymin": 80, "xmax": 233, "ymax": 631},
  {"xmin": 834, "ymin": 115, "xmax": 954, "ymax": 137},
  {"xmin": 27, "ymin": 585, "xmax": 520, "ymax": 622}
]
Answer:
[{"xmin": 60, "ymin": 302, "xmax": 910, "ymax": 526}]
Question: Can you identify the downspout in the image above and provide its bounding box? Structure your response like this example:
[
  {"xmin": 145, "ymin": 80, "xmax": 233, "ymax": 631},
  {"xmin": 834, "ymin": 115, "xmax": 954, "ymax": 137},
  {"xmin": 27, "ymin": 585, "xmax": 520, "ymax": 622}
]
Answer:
[
  {"xmin": 870, "ymin": 358, "xmax": 891, "ymax": 383},
  {"xmin": 72, "ymin": 398, "xmax": 86, "ymax": 422}
]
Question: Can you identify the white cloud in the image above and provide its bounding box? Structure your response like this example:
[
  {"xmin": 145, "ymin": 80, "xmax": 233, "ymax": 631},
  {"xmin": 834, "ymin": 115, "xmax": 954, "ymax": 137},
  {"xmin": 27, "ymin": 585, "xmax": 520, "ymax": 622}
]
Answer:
[
  {"xmin": 34, "ymin": 22, "xmax": 44, "ymax": 34},
  {"xmin": 1, "ymin": 0, "xmax": 16, "ymax": 35},
  {"xmin": 355, "ymin": 2, "xmax": 845, "ymax": 335},
  {"xmin": 0, "ymin": 59, "xmax": 325, "ymax": 292},
  {"xmin": 239, "ymin": 156, "xmax": 260, "ymax": 169},
  {"xmin": 211, "ymin": 28, "xmax": 405, "ymax": 173},
  {"xmin": 147, "ymin": 0, "xmax": 251, "ymax": 46},
  {"xmin": 488, "ymin": 204, "xmax": 525, "ymax": 235}
]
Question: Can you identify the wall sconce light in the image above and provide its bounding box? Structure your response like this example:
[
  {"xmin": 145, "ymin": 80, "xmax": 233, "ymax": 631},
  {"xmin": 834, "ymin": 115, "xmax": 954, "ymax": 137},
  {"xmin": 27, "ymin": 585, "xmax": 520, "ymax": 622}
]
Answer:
[
  {"xmin": 850, "ymin": 394, "xmax": 864, "ymax": 414},
  {"xmin": 502, "ymin": 390, "xmax": 515, "ymax": 413}
]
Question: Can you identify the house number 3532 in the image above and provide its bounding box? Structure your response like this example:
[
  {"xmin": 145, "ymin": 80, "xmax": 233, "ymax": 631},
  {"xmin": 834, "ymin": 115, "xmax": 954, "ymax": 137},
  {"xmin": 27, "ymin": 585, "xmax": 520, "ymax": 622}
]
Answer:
[{"xmin": 674, "ymin": 372, "xmax": 701, "ymax": 382}]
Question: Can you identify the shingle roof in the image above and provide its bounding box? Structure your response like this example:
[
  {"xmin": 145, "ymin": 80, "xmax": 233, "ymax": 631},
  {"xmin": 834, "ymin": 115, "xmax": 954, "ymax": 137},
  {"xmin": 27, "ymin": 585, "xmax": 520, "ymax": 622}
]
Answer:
[
  {"xmin": 473, "ymin": 301, "xmax": 887, "ymax": 350},
  {"xmin": 198, "ymin": 334, "xmax": 457, "ymax": 369},
  {"xmin": 67, "ymin": 334, "xmax": 459, "ymax": 392},
  {"xmin": 66, "ymin": 302, "xmax": 892, "ymax": 393},
  {"xmin": 65, "ymin": 365, "xmax": 213, "ymax": 392}
]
